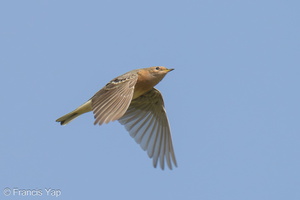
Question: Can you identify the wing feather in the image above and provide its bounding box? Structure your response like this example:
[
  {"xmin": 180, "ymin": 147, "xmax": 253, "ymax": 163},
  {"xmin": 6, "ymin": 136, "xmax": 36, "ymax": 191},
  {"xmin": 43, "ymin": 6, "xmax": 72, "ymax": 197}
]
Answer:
[
  {"xmin": 118, "ymin": 88, "xmax": 177, "ymax": 170},
  {"xmin": 91, "ymin": 72, "xmax": 138, "ymax": 125}
]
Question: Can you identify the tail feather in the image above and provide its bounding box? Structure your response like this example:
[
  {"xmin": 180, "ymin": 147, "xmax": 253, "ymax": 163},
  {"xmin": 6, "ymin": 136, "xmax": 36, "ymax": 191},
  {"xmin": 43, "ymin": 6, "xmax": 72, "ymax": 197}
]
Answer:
[
  {"xmin": 56, "ymin": 100, "xmax": 93, "ymax": 125},
  {"xmin": 56, "ymin": 112, "xmax": 81, "ymax": 125}
]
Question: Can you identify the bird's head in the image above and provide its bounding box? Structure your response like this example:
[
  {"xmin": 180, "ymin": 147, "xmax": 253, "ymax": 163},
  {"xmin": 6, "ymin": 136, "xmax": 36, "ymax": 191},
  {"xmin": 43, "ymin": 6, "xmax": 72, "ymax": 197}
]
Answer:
[{"xmin": 149, "ymin": 66, "xmax": 174, "ymax": 78}]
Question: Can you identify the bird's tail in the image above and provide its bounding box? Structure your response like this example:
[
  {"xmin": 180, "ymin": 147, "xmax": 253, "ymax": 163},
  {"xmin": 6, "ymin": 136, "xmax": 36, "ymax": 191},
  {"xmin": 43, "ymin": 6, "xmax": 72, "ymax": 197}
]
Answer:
[{"xmin": 56, "ymin": 100, "xmax": 93, "ymax": 125}]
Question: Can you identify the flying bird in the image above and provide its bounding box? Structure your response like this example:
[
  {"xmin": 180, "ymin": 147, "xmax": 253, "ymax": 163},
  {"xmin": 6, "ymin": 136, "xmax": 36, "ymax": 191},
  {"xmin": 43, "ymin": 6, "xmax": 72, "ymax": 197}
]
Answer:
[{"xmin": 56, "ymin": 66, "xmax": 177, "ymax": 170}]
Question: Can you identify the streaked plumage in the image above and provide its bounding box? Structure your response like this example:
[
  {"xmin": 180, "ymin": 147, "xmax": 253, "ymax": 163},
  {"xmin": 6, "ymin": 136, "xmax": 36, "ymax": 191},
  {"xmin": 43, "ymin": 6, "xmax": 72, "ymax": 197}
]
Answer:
[{"xmin": 56, "ymin": 66, "xmax": 177, "ymax": 169}]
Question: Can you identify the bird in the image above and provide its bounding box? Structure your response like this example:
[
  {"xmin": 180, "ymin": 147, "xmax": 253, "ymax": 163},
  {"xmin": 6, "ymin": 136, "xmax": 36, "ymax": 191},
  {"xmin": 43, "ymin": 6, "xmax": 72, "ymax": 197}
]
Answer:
[{"xmin": 56, "ymin": 66, "xmax": 177, "ymax": 170}]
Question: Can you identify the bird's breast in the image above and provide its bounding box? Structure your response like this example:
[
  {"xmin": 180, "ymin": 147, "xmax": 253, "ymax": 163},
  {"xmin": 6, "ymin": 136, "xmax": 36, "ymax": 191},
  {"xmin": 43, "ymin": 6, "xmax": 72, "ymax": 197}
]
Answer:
[
  {"xmin": 132, "ymin": 75, "xmax": 157, "ymax": 99},
  {"xmin": 132, "ymin": 82, "xmax": 153, "ymax": 99}
]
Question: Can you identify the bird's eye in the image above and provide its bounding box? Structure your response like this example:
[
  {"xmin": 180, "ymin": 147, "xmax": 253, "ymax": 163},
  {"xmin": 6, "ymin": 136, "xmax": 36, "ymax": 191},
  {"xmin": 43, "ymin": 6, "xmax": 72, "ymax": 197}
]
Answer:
[{"xmin": 155, "ymin": 67, "xmax": 160, "ymax": 70}]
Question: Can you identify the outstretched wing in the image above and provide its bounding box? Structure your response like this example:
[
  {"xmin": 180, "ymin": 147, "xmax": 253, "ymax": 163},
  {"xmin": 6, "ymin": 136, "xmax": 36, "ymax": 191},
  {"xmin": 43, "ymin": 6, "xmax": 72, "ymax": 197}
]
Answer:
[
  {"xmin": 91, "ymin": 71, "xmax": 138, "ymax": 125},
  {"xmin": 118, "ymin": 88, "xmax": 177, "ymax": 170}
]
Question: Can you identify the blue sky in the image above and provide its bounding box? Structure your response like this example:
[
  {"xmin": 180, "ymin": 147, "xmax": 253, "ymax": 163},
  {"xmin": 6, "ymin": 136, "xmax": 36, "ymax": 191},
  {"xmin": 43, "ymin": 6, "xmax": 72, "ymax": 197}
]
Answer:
[{"xmin": 1, "ymin": 0, "xmax": 300, "ymax": 199}]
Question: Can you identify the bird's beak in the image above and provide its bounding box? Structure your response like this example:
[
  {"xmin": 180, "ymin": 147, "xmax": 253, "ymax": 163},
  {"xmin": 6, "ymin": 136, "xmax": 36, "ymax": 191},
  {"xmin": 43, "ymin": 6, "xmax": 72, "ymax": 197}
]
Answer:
[{"xmin": 166, "ymin": 68, "xmax": 174, "ymax": 72}]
